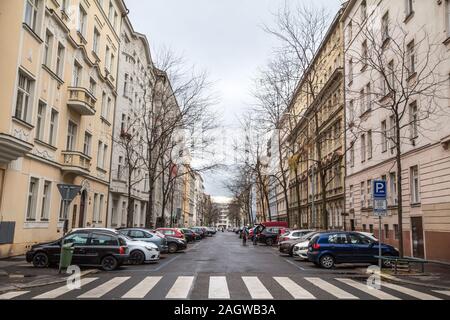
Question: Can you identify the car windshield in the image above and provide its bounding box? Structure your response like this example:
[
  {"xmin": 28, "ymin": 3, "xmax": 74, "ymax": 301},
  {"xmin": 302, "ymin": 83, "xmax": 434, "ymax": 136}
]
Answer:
[{"xmin": 300, "ymin": 232, "xmax": 317, "ymax": 241}]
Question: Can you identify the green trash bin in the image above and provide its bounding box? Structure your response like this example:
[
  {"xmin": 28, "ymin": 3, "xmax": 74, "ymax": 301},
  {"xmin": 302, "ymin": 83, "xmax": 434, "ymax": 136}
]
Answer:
[{"xmin": 59, "ymin": 243, "xmax": 74, "ymax": 271}]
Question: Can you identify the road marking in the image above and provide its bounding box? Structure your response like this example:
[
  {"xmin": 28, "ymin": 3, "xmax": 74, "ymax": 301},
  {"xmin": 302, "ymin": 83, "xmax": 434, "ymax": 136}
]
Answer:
[
  {"xmin": 209, "ymin": 276, "xmax": 230, "ymax": 299},
  {"xmin": 336, "ymin": 278, "xmax": 400, "ymax": 300},
  {"xmin": 78, "ymin": 277, "xmax": 130, "ymax": 299},
  {"xmin": 381, "ymin": 282, "xmax": 441, "ymax": 300},
  {"xmin": 433, "ymin": 290, "xmax": 450, "ymax": 297},
  {"xmin": 305, "ymin": 277, "xmax": 358, "ymax": 299},
  {"xmin": 242, "ymin": 276, "xmax": 273, "ymax": 300},
  {"xmin": 274, "ymin": 277, "xmax": 315, "ymax": 300},
  {"xmin": 166, "ymin": 276, "xmax": 195, "ymax": 299},
  {"xmin": 0, "ymin": 291, "xmax": 30, "ymax": 300},
  {"xmin": 34, "ymin": 277, "xmax": 98, "ymax": 299},
  {"xmin": 122, "ymin": 276, "xmax": 162, "ymax": 299},
  {"xmin": 283, "ymin": 258, "xmax": 306, "ymax": 271}
]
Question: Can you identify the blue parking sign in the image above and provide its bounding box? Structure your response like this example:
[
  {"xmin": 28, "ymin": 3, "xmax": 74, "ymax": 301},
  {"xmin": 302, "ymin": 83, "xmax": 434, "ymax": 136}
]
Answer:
[{"xmin": 373, "ymin": 180, "xmax": 387, "ymax": 200}]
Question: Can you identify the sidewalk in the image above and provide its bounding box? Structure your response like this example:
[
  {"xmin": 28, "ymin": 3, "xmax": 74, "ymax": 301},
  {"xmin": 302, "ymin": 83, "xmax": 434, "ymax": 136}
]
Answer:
[
  {"xmin": 0, "ymin": 256, "xmax": 98, "ymax": 293},
  {"xmin": 380, "ymin": 262, "xmax": 450, "ymax": 290}
]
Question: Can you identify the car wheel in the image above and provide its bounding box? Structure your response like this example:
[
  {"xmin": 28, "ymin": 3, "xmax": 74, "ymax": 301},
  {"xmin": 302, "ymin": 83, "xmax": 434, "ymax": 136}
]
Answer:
[
  {"xmin": 382, "ymin": 255, "xmax": 393, "ymax": 268},
  {"xmin": 101, "ymin": 256, "xmax": 118, "ymax": 271},
  {"xmin": 130, "ymin": 250, "xmax": 145, "ymax": 265},
  {"xmin": 266, "ymin": 238, "xmax": 274, "ymax": 246},
  {"xmin": 168, "ymin": 243, "xmax": 178, "ymax": 254},
  {"xmin": 32, "ymin": 252, "xmax": 49, "ymax": 268},
  {"xmin": 319, "ymin": 254, "xmax": 335, "ymax": 269}
]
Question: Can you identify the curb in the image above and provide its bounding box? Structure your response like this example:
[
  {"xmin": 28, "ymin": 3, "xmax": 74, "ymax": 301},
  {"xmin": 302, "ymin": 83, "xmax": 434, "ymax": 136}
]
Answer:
[
  {"xmin": 0, "ymin": 269, "xmax": 99, "ymax": 294},
  {"xmin": 381, "ymin": 272, "xmax": 450, "ymax": 290}
]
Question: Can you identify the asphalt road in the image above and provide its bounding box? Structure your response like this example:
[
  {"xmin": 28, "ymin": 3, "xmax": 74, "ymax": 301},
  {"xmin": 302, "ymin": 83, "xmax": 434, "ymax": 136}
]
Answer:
[{"xmin": 1, "ymin": 232, "xmax": 449, "ymax": 300}]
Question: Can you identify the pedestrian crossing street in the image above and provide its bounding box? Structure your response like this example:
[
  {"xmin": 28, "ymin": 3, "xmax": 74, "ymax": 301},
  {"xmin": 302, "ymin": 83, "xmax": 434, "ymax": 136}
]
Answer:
[{"xmin": 0, "ymin": 275, "xmax": 448, "ymax": 300}]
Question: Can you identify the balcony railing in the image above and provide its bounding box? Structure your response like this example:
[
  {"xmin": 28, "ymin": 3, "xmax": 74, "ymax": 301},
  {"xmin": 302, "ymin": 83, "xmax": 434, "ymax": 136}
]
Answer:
[
  {"xmin": 67, "ymin": 87, "xmax": 96, "ymax": 116},
  {"xmin": 61, "ymin": 151, "xmax": 92, "ymax": 176}
]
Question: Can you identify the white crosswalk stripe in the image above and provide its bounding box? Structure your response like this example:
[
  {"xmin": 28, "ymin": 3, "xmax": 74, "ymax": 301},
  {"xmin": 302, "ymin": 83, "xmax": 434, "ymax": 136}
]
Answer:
[
  {"xmin": 78, "ymin": 277, "xmax": 130, "ymax": 299},
  {"xmin": 208, "ymin": 276, "xmax": 230, "ymax": 299},
  {"xmin": 33, "ymin": 277, "xmax": 98, "ymax": 299},
  {"xmin": 242, "ymin": 276, "xmax": 273, "ymax": 299},
  {"xmin": 122, "ymin": 276, "xmax": 162, "ymax": 299},
  {"xmin": 0, "ymin": 291, "xmax": 30, "ymax": 300},
  {"xmin": 381, "ymin": 282, "xmax": 442, "ymax": 300},
  {"xmin": 274, "ymin": 277, "xmax": 316, "ymax": 300},
  {"xmin": 166, "ymin": 276, "xmax": 195, "ymax": 299},
  {"xmin": 305, "ymin": 277, "xmax": 359, "ymax": 299},
  {"xmin": 433, "ymin": 290, "xmax": 450, "ymax": 297},
  {"xmin": 336, "ymin": 278, "xmax": 400, "ymax": 300}
]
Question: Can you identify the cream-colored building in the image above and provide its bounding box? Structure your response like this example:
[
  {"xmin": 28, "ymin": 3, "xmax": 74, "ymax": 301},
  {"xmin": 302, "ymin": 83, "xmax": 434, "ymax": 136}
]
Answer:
[
  {"xmin": 343, "ymin": 0, "xmax": 450, "ymax": 261},
  {"xmin": 0, "ymin": 0, "xmax": 126, "ymax": 257}
]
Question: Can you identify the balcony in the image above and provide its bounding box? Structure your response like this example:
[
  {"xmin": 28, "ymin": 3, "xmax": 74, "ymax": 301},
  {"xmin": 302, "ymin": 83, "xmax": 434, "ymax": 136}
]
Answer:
[
  {"xmin": 67, "ymin": 87, "xmax": 96, "ymax": 116},
  {"xmin": 60, "ymin": 151, "xmax": 92, "ymax": 176},
  {"xmin": 0, "ymin": 133, "xmax": 33, "ymax": 164}
]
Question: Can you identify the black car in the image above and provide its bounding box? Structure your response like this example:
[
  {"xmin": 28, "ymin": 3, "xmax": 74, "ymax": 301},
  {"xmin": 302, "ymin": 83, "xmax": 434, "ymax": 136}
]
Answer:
[
  {"xmin": 191, "ymin": 227, "xmax": 206, "ymax": 239},
  {"xmin": 257, "ymin": 229, "xmax": 279, "ymax": 246},
  {"xmin": 180, "ymin": 228, "xmax": 197, "ymax": 243},
  {"xmin": 26, "ymin": 230, "xmax": 129, "ymax": 271},
  {"xmin": 166, "ymin": 236, "xmax": 187, "ymax": 253}
]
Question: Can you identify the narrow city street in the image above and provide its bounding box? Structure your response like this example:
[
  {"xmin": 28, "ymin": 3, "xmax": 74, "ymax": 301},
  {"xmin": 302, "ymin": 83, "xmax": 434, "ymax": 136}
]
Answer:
[{"xmin": 1, "ymin": 232, "xmax": 448, "ymax": 301}]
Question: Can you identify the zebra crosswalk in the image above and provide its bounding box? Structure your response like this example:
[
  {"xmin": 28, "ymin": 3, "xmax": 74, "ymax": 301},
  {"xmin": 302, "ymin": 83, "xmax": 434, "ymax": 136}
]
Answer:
[{"xmin": 0, "ymin": 275, "xmax": 446, "ymax": 300}]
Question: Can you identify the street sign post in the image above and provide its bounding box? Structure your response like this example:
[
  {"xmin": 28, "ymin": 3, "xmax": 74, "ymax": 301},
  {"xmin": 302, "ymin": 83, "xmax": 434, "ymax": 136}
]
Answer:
[{"xmin": 373, "ymin": 180, "xmax": 387, "ymax": 269}]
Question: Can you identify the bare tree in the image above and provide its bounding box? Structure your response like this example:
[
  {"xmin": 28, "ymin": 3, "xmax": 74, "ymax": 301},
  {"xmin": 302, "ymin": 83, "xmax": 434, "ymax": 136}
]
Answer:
[{"xmin": 347, "ymin": 16, "xmax": 449, "ymax": 257}]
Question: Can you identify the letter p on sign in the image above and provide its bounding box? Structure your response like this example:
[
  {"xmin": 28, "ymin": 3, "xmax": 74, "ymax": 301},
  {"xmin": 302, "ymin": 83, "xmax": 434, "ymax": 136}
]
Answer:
[{"xmin": 373, "ymin": 180, "xmax": 387, "ymax": 200}]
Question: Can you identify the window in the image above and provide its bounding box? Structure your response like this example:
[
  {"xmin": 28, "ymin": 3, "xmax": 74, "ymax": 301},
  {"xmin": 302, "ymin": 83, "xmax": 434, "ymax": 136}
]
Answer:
[
  {"xmin": 349, "ymin": 100, "xmax": 354, "ymax": 121},
  {"xmin": 117, "ymin": 156, "xmax": 123, "ymax": 180},
  {"xmin": 97, "ymin": 142, "xmax": 108, "ymax": 169},
  {"xmin": 349, "ymin": 185, "xmax": 354, "ymax": 208},
  {"xmin": 384, "ymin": 224, "xmax": 389, "ymax": 239},
  {"xmin": 15, "ymin": 72, "xmax": 34, "ymax": 123},
  {"xmin": 360, "ymin": 88, "xmax": 365, "ymax": 115},
  {"xmin": 105, "ymin": 46, "xmax": 110, "ymax": 72},
  {"xmin": 389, "ymin": 172, "xmax": 398, "ymax": 205},
  {"xmin": 25, "ymin": 0, "xmax": 39, "ymax": 31},
  {"xmin": 366, "ymin": 83, "xmax": 371, "ymax": 111},
  {"xmin": 108, "ymin": 1, "xmax": 114, "ymax": 21},
  {"xmin": 381, "ymin": 120, "xmax": 388, "ymax": 152},
  {"xmin": 35, "ymin": 101, "xmax": 46, "ymax": 140},
  {"xmin": 407, "ymin": 41, "xmax": 416, "ymax": 76},
  {"xmin": 93, "ymin": 28, "xmax": 100, "ymax": 54},
  {"xmin": 406, "ymin": 0, "xmax": 414, "ymax": 16},
  {"xmin": 93, "ymin": 193, "xmax": 99, "ymax": 223},
  {"xmin": 26, "ymin": 177, "xmax": 39, "ymax": 221},
  {"xmin": 120, "ymin": 114, "xmax": 126, "ymax": 133},
  {"xmin": 361, "ymin": 134, "xmax": 366, "ymax": 162},
  {"xmin": 361, "ymin": 0, "xmax": 367, "ymax": 20},
  {"xmin": 66, "ymin": 121, "xmax": 77, "ymax": 151},
  {"xmin": 43, "ymin": 30, "xmax": 53, "ymax": 67},
  {"xmin": 98, "ymin": 194, "xmax": 104, "ymax": 223},
  {"xmin": 409, "ymin": 101, "xmax": 418, "ymax": 140},
  {"xmin": 328, "ymin": 234, "xmax": 348, "ymax": 244},
  {"xmin": 48, "ymin": 109, "xmax": 58, "ymax": 146},
  {"xmin": 78, "ymin": 5, "xmax": 87, "ymax": 36},
  {"xmin": 83, "ymin": 132, "xmax": 92, "ymax": 156},
  {"xmin": 348, "ymin": 20, "xmax": 353, "ymax": 43},
  {"xmin": 362, "ymin": 224, "xmax": 367, "ymax": 232},
  {"xmin": 89, "ymin": 78, "xmax": 96, "ymax": 97},
  {"xmin": 40, "ymin": 180, "xmax": 51, "ymax": 221},
  {"xmin": 103, "ymin": 144, "xmax": 108, "ymax": 169},
  {"xmin": 447, "ymin": 0, "xmax": 450, "ymax": 37},
  {"xmin": 350, "ymin": 144, "xmax": 355, "ymax": 167},
  {"xmin": 360, "ymin": 181, "xmax": 366, "ymax": 208},
  {"xmin": 367, "ymin": 130, "xmax": 373, "ymax": 159},
  {"xmin": 124, "ymin": 74, "xmax": 129, "ymax": 97},
  {"xmin": 410, "ymin": 165, "xmax": 420, "ymax": 204},
  {"xmin": 389, "ymin": 115, "xmax": 397, "ymax": 152},
  {"xmin": 362, "ymin": 40, "xmax": 368, "ymax": 68},
  {"xmin": 110, "ymin": 53, "xmax": 115, "ymax": 74},
  {"xmin": 369, "ymin": 224, "xmax": 374, "ymax": 234},
  {"xmin": 72, "ymin": 61, "xmax": 82, "ymax": 87},
  {"xmin": 102, "ymin": 97, "xmax": 111, "ymax": 120},
  {"xmin": 367, "ymin": 179, "xmax": 372, "ymax": 207},
  {"xmin": 394, "ymin": 224, "xmax": 400, "ymax": 240},
  {"xmin": 55, "ymin": 43, "xmax": 65, "ymax": 78},
  {"xmin": 61, "ymin": 0, "xmax": 68, "ymax": 12},
  {"xmin": 382, "ymin": 12, "xmax": 390, "ymax": 42},
  {"xmin": 63, "ymin": 232, "xmax": 90, "ymax": 245}
]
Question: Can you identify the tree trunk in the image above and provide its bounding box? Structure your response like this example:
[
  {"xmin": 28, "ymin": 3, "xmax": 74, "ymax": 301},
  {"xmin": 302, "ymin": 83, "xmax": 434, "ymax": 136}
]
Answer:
[
  {"xmin": 126, "ymin": 168, "xmax": 134, "ymax": 228},
  {"xmin": 146, "ymin": 174, "xmax": 155, "ymax": 229},
  {"xmin": 395, "ymin": 117, "xmax": 404, "ymax": 258},
  {"xmin": 295, "ymin": 167, "xmax": 302, "ymax": 228}
]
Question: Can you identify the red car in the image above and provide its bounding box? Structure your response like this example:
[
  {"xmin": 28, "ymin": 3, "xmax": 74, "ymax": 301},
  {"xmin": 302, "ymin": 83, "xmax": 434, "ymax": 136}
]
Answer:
[{"xmin": 156, "ymin": 228, "xmax": 185, "ymax": 240}]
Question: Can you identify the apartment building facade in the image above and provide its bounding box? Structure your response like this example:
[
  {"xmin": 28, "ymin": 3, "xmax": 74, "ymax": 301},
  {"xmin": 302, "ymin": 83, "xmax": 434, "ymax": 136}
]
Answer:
[
  {"xmin": 0, "ymin": 0, "xmax": 126, "ymax": 257},
  {"xmin": 108, "ymin": 15, "xmax": 155, "ymax": 229},
  {"xmin": 343, "ymin": 0, "xmax": 450, "ymax": 261},
  {"xmin": 287, "ymin": 8, "xmax": 345, "ymax": 230}
]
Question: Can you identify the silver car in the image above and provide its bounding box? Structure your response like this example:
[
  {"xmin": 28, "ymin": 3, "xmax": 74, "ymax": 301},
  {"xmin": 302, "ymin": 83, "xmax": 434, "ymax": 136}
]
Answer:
[{"xmin": 117, "ymin": 228, "xmax": 169, "ymax": 254}]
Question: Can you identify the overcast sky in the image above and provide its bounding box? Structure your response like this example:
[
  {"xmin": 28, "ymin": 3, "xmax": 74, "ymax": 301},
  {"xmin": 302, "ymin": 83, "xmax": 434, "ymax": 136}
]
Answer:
[{"xmin": 126, "ymin": 0, "xmax": 342, "ymax": 198}]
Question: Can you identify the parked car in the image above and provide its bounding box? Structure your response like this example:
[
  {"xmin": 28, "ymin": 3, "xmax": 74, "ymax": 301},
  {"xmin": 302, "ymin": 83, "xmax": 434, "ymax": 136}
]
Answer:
[
  {"xmin": 122, "ymin": 236, "xmax": 160, "ymax": 265},
  {"xmin": 166, "ymin": 236, "xmax": 187, "ymax": 253},
  {"xmin": 279, "ymin": 231, "xmax": 317, "ymax": 257},
  {"xmin": 278, "ymin": 230, "xmax": 314, "ymax": 243},
  {"xmin": 257, "ymin": 229, "xmax": 280, "ymax": 246},
  {"xmin": 307, "ymin": 231, "xmax": 399, "ymax": 269},
  {"xmin": 180, "ymin": 228, "xmax": 198, "ymax": 243},
  {"xmin": 292, "ymin": 232, "xmax": 321, "ymax": 260},
  {"xmin": 191, "ymin": 227, "xmax": 207, "ymax": 239},
  {"xmin": 156, "ymin": 228, "xmax": 186, "ymax": 240},
  {"xmin": 26, "ymin": 229, "xmax": 129, "ymax": 271},
  {"xmin": 117, "ymin": 228, "xmax": 169, "ymax": 253},
  {"xmin": 206, "ymin": 227, "xmax": 217, "ymax": 235}
]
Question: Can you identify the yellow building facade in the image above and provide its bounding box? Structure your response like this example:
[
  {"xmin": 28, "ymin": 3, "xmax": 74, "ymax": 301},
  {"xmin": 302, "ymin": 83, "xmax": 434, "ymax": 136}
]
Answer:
[{"xmin": 0, "ymin": 0, "xmax": 126, "ymax": 257}]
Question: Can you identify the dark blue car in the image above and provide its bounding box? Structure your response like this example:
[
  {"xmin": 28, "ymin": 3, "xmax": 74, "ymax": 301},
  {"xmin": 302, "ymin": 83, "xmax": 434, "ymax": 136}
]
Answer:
[{"xmin": 307, "ymin": 232, "xmax": 399, "ymax": 269}]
